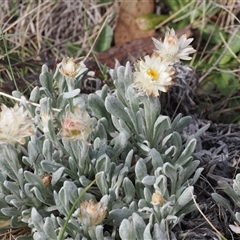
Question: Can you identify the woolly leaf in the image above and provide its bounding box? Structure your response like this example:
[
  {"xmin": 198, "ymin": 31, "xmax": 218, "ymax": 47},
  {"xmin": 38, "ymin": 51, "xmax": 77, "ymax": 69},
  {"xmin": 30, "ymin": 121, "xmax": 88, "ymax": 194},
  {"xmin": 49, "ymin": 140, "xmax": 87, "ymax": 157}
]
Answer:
[
  {"xmin": 94, "ymin": 225, "xmax": 105, "ymax": 240},
  {"xmin": 149, "ymin": 148, "xmax": 164, "ymax": 169},
  {"xmin": 43, "ymin": 217, "xmax": 58, "ymax": 240},
  {"xmin": 144, "ymin": 223, "xmax": 153, "ymax": 240},
  {"xmin": 112, "ymin": 132, "xmax": 129, "ymax": 160},
  {"xmin": 132, "ymin": 213, "xmax": 146, "ymax": 240},
  {"xmin": 135, "ymin": 159, "xmax": 147, "ymax": 181},
  {"xmin": 24, "ymin": 171, "xmax": 43, "ymax": 190},
  {"xmin": 176, "ymin": 139, "xmax": 196, "ymax": 166},
  {"xmin": 142, "ymin": 175, "xmax": 156, "ymax": 186},
  {"xmin": 105, "ymin": 96, "xmax": 130, "ymax": 123},
  {"xmin": 109, "ymin": 208, "xmax": 134, "ymax": 223},
  {"xmin": 95, "ymin": 154, "xmax": 110, "ymax": 173},
  {"xmin": 177, "ymin": 186, "xmax": 193, "ymax": 206},
  {"xmin": 29, "ymin": 86, "xmax": 40, "ymax": 102},
  {"xmin": 1, "ymin": 208, "xmax": 20, "ymax": 217},
  {"xmin": 39, "ymin": 65, "xmax": 53, "ymax": 97},
  {"xmin": 62, "ymin": 88, "xmax": 80, "ymax": 99},
  {"xmin": 0, "ymin": 155, "xmax": 17, "ymax": 181},
  {"xmin": 42, "ymin": 139, "xmax": 53, "ymax": 161},
  {"xmin": 123, "ymin": 177, "xmax": 135, "ymax": 204},
  {"xmin": 31, "ymin": 208, "xmax": 44, "ymax": 233},
  {"xmin": 212, "ymin": 192, "xmax": 236, "ymax": 220},
  {"xmin": 96, "ymin": 172, "xmax": 109, "ymax": 195},
  {"xmin": 119, "ymin": 219, "xmax": 134, "ymax": 240},
  {"xmin": 63, "ymin": 181, "xmax": 78, "ymax": 204},
  {"xmin": 143, "ymin": 188, "xmax": 152, "ymax": 202},
  {"xmin": 153, "ymin": 116, "xmax": 171, "ymax": 144},
  {"xmin": 88, "ymin": 93, "xmax": 109, "ymax": 120}
]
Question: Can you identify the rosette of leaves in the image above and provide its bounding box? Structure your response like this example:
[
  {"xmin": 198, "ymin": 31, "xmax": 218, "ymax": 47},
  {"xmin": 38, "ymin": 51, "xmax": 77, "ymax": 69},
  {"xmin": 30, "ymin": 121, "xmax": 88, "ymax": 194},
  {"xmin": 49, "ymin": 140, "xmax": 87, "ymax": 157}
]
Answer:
[
  {"xmin": 212, "ymin": 173, "xmax": 240, "ymax": 235},
  {"xmin": 0, "ymin": 60, "xmax": 208, "ymax": 239}
]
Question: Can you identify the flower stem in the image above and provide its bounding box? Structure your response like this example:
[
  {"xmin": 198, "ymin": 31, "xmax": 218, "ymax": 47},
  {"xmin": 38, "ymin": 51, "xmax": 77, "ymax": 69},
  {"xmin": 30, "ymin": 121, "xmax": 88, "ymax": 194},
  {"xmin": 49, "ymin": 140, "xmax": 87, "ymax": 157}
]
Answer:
[{"xmin": 58, "ymin": 177, "xmax": 99, "ymax": 240}]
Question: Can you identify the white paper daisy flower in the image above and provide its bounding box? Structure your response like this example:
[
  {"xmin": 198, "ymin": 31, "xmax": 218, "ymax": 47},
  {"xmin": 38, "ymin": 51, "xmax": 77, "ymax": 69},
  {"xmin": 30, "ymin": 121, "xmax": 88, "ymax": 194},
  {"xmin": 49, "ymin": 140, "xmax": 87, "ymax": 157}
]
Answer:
[
  {"xmin": 134, "ymin": 55, "xmax": 174, "ymax": 97},
  {"xmin": 152, "ymin": 28, "xmax": 196, "ymax": 62}
]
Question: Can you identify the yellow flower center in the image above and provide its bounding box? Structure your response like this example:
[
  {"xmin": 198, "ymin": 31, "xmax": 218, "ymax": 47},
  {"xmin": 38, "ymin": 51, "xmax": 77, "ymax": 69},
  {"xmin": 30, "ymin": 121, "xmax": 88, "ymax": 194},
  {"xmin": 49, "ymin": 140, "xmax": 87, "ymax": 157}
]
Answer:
[
  {"xmin": 71, "ymin": 129, "xmax": 81, "ymax": 136},
  {"xmin": 147, "ymin": 69, "xmax": 159, "ymax": 81}
]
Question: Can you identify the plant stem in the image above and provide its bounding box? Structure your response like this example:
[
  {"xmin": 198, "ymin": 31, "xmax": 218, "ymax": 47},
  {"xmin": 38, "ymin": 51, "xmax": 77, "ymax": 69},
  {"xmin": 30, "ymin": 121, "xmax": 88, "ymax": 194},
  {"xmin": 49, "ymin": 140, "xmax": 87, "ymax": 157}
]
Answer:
[
  {"xmin": 0, "ymin": 91, "xmax": 61, "ymax": 112},
  {"xmin": 58, "ymin": 177, "xmax": 98, "ymax": 240}
]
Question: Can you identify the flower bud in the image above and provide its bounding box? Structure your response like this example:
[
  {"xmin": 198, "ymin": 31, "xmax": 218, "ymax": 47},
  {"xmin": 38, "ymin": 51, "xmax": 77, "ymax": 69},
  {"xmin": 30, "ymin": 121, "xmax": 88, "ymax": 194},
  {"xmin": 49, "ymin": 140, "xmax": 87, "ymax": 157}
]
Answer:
[
  {"xmin": 152, "ymin": 192, "xmax": 165, "ymax": 205},
  {"xmin": 41, "ymin": 174, "xmax": 52, "ymax": 187},
  {"xmin": 59, "ymin": 57, "xmax": 82, "ymax": 78},
  {"xmin": 79, "ymin": 199, "xmax": 107, "ymax": 226}
]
